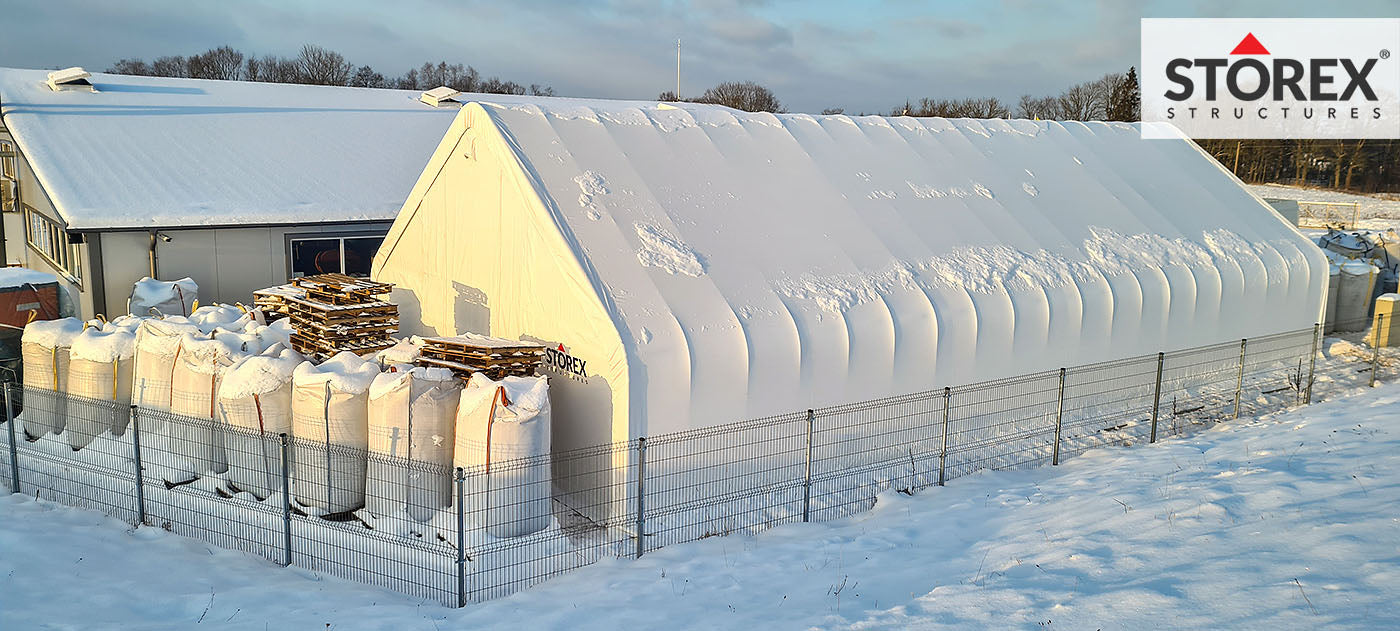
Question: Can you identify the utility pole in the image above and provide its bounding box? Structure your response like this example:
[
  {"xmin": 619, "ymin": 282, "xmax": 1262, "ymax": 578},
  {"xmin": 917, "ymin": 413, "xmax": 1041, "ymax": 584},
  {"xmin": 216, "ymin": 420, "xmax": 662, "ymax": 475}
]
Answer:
[{"xmin": 675, "ymin": 39, "xmax": 682, "ymax": 99}]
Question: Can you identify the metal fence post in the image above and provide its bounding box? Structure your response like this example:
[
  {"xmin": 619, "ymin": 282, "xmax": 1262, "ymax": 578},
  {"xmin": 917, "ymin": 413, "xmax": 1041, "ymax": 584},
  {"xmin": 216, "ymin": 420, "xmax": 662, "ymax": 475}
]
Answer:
[
  {"xmin": 1305, "ymin": 323, "xmax": 1320, "ymax": 404},
  {"xmin": 938, "ymin": 387, "xmax": 950, "ymax": 486},
  {"xmin": 1052, "ymin": 368, "xmax": 1066, "ymax": 466},
  {"xmin": 634, "ymin": 437, "xmax": 647, "ymax": 560},
  {"xmin": 279, "ymin": 432, "xmax": 292, "ymax": 566},
  {"xmin": 802, "ymin": 409, "xmax": 813, "ymax": 523},
  {"xmin": 455, "ymin": 467, "xmax": 466, "ymax": 607},
  {"xmin": 129, "ymin": 405, "xmax": 146, "ymax": 525},
  {"xmin": 1371, "ymin": 313, "xmax": 1385, "ymax": 388},
  {"xmin": 1233, "ymin": 338, "xmax": 1247, "ymax": 419},
  {"xmin": 1150, "ymin": 352, "xmax": 1164, "ymax": 444},
  {"xmin": 4, "ymin": 386, "xmax": 18, "ymax": 495}
]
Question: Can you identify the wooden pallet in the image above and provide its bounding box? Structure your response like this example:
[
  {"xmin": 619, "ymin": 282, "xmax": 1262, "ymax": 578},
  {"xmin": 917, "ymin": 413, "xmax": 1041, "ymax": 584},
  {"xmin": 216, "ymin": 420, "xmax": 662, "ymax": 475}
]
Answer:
[
  {"xmin": 417, "ymin": 356, "xmax": 539, "ymax": 380},
  {"xmin": 284, "ymin": 274, "xmax": 399, "ymax": 360},
  {"xmin": 414, "ymin": 334, "xmax": 544, "ymax": 380},
  {"xmin": 291, "ymin": 273, "xmax": 392, "ymax": 305}
]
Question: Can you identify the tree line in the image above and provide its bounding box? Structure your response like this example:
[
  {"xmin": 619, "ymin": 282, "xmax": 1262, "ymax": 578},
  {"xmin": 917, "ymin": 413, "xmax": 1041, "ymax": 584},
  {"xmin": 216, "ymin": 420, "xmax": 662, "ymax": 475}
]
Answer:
[
  {"xmin": 106, "ymin": 47, "xmax": 1393, "ymax": 193},
  {"xmin": 107, "ymin": 44, "xmax": 555, "ymax": 95}
]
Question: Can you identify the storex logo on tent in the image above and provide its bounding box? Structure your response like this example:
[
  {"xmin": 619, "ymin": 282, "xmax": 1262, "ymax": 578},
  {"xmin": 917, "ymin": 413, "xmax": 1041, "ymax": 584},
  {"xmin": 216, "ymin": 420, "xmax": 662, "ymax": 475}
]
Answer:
[{"xmin": 1140, "ymin": 19, "xmax": 1399, "ymax": 139}]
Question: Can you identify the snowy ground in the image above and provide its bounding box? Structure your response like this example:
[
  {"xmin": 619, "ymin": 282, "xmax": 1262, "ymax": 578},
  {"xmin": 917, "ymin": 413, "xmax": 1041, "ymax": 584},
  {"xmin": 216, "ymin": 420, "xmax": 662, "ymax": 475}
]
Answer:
[
  {"xmin": 3, "ymin": 376, "xmax": 1398, "ymax": 628},
  {"xmin": 1246, "ymin": 183, "xmax": 1400, "ymax": 229}
]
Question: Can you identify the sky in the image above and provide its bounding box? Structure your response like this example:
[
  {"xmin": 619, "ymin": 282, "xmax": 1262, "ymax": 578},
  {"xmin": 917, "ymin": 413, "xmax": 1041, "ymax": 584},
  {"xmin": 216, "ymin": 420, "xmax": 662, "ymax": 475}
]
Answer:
[{"xmin": 0, "ymin": 0, "xmax": 1395, "ymax": 114}]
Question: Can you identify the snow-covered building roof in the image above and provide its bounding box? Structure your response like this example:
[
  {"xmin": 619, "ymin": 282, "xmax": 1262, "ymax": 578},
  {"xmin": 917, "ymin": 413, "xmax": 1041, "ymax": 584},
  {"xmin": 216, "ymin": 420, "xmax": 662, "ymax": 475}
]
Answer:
[
  {"xmin": 0, "ymin": 67, "xmax": 680, "ymax": 231},
  {"xmin": 375, "ymin": 101, "xmax": 1327, "ymax": 442}
]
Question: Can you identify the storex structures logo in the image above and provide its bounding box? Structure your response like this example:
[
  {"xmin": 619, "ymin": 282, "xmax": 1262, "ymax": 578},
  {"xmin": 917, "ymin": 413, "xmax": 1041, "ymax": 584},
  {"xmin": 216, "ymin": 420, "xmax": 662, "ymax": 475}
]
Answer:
[{"xmin": 1142, "ymin": 19, "xmax": 1399, "ymax": 139}]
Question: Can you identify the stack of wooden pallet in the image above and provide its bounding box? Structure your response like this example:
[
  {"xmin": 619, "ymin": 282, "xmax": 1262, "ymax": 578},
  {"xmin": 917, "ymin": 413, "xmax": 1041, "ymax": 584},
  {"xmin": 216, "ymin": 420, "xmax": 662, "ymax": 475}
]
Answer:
[
  {"xmin": 285, "ymin": 274, "xmax": 398, "ymax": 360},
  {"xmin": 251, "ymin": 283, "xmax": 305, "ymax": 320},
  {"xmin": 416, "ymin": 334, "xmax": 545, "ymax": 380}
]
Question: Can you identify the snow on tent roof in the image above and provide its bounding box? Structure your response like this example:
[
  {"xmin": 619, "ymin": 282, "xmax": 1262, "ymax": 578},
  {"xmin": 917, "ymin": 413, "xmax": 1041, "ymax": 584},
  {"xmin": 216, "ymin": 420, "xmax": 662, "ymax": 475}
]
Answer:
[
  {"xmin": 376, "ymin": 101, "xmax": 1327, "ymax": 441},
  {"xmin": 0, "ymin": 67, "xmax": 684, "ymax": 231}
]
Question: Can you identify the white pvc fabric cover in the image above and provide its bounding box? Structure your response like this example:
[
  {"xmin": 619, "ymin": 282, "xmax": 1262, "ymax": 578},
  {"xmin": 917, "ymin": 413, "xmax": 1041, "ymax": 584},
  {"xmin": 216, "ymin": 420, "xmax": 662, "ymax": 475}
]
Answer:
[
  {"xmin": 66, "ymin": 325, "xmax": 136, "ymax": 450},
  {"xmin": 292, "ymin": 352, "xmax": 380, "ymax": 514},
  {"xmin": 365, "ymin": 367, "xmax": 461, "ymax": 522},
  {"xmin": 18, "ymin": 317, "xmax": 84, "ymax": 438},
  {"xmin": 218, "ymin": 346, "xmax": 303, "ymax": 499},
  {"xmin": 454, "ymin": 375, "xmax": 551, "ymax": 538},
  {"xmin": 375, "ymin": 103, "xmax": 1328, "ymax": 445}
]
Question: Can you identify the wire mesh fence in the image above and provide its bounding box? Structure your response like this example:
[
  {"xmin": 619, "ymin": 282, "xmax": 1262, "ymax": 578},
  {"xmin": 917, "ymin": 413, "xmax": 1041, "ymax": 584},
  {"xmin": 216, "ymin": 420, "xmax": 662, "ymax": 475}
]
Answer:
[{"xmin": 0, "ymin": 321, "xmax": 1394, "ymax": 607}]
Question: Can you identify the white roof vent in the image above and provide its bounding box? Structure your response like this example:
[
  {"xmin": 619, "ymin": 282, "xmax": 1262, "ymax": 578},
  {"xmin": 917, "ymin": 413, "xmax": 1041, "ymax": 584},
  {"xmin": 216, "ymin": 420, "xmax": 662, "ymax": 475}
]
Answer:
[
  {"xmin": 46, "ymin": 67, "xmax": 95, "ymax": 92},
  {"xmin": 420, "ymin": 86, "xmax": 461, "ymax": 107}
]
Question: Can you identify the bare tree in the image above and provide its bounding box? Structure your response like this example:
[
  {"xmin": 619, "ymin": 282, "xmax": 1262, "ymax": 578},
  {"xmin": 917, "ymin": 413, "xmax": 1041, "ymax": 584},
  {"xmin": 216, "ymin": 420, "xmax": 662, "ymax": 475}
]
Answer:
[
  {"xmin": 1016, "ymin": 94, "xmax": 1061, "ymax": 119},
  {"xmin": 187, "ymin": 46, "xmax": 244, "ymax": 81},
  {"xmin": 657, "ymin": 90, "xmax": 680, "ymax": 101},
  {"xmin": 349, "ymin": 65, "xmax": 387, "ymax": 88},
  {"xmin": 150, "ymin": 56, "xmax": 188, "ymax": 78},
  {"xmin": 529, "ymin": 84, "xmax": 555, "ymax": 97},
  {"xmin": 903, "ymin": 97, "xmax": 1009, "ymax": 118},
  {"xmin": 247, "ymin": 55, "xmax": 300, "ymax": 83},
  {"xmin": 295, "ymin": 44, "xmax": 352, "ymax": 86},
  {"xmin": 695, "ymin": 81, "xmax": 784, "ymax": 113},
  {"xmin": 107, "ymin": 59, "xmax": 152, "ymax": 75},
  {"xmin": 821, "ymin": 107, "xmax": 845, "ymax": 115},
  {"xmin": 479, "ymin": 77, "xmax": 525, "ymax": 95}
]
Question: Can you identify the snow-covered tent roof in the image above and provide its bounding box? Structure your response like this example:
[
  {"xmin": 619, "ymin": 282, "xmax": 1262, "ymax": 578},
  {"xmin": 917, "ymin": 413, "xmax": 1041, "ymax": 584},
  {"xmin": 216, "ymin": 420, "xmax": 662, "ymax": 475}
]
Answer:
[
  {"xmin": 0, "ymin": 68, "xmax": 673, "ymax": 231},
  {"xmin": 375, "ymin": 100, "xmax": 1327, "ymax": 443}
]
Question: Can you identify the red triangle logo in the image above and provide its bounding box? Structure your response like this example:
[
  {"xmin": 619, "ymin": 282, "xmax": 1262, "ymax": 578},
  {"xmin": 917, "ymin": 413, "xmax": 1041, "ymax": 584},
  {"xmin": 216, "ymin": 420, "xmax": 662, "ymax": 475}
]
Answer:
[
  {"xmin": 557, "ymin": 343, "xmax": 566, "ymax": 352},
  {"xmin": 1230, "ymin": 33, "xmax": 1269, "ymax": 55}
]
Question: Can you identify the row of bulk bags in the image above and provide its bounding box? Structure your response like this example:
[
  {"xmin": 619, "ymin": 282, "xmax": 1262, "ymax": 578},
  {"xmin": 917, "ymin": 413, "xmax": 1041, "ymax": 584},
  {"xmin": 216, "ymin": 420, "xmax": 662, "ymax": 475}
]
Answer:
[
  {"xmin": 293, "ymin": 352, "xmax": 379, "ymax": 514},
  {"xmin": 218, "ymin": 346, "xmax": 303, "ymax": 499},
  {"xmin": 365, "ymin": 367, "xmax": 461, "ymax": 521},
  {"xmin": 18, "ymin": 317, "xmax": 84, "ymax": 439},
  {"xmin": 455, "ymin": 374, "xmax": 552, "ymax": 538},
  {"xmin": 65, "ymin": 324, "xmax": 136, "ymax": 450}
]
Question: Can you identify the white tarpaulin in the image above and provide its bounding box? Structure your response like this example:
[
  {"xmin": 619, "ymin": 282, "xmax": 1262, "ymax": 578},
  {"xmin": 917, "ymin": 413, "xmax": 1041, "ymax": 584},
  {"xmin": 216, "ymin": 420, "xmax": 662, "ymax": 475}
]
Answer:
[
  {"xmin": 18, "ymin": 317, "xmax": 84, "ymax": 438},
  {"xmin": 365, "ymin": 367, "xmax": 460, "ymax": 522},
  {"xmin": 292, "ymin": 352, "xmax": 379, "ymax": 514},
  {"xmin": 454, "ymin": 374, "xmax": 551, "ymax": 538},
  {"xmin": 374, "ymin": 102, "xmax": 1328, "ymax": 456},
  {"xmin": 129, "ymin": 277, "xmax": 197, "ymax": 318},
  {"xmin": 66, "ymin": 324, "xmax": 136, "ymax": 450}
]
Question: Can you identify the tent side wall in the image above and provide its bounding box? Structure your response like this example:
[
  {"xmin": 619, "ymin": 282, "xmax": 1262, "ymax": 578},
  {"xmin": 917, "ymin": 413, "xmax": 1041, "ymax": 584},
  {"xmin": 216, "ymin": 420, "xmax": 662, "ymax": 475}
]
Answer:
[{"xmin": 373, "ymin": 104, "xmax": 633, "ymax": 522}]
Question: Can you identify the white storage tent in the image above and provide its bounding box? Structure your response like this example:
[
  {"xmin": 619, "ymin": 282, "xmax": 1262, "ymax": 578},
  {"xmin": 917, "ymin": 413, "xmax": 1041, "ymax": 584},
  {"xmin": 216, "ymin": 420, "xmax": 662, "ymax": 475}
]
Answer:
[{"xmin": 374, "ymin": 101, "xmax": 1327, "ymax": 465}]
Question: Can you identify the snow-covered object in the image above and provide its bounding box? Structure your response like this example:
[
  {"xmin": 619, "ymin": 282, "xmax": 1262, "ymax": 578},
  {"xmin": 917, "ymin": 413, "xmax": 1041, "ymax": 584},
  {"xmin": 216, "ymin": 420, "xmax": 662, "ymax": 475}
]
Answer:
[
  {"xmin": 374, "ymin": 338, "xmax": 423, "ymax": 367},
  {"xmin": 131, "ymin": 318, "xmax": 202, "ymax": 435},
  {"xmin": 365, "ymin": 367, "xmax": 461, "ymax": 521},
  {"xmin": 18, "ymin": 317, "xmax": 84, "ymax": 437},
  {"xmin": 292, "ymin": 352, "xmax": 380, "ymax": 513},
  {"xmin": 1325, "ymin": 264, "xmax": 1341, "ymax": 334},
  {"xmin": 188, "ymin": 304, "xmax": 251, "ymax": 333},
  {"xmin": 218, "ymin": 346, "xmax": 303, "ymax": 498},
  {"xmin": 373, "ymin": 102, "xmax": 1328, "ymax": 465},
  {"xmin": 254, "ymin": 319, "xmax": 294, "ymax": 350},
  {"xmin": 1337, "ymin": 261, "xmax": 1378, "ymax": 332},
  {"xmin": 168, "ymin": 333, "xmax": 250, "ymax": 475},
  {"xmin": 104, "ymin": 315, "xmax": 145, "ymax": 333},
  {"xmin": 128, "ymin": 277, "xmax": 197, "ymax": 317},
  {"xmin": 65, "ymin": 326, "xmax": 136, "ymax": 450},
  {"xmin": 454, "ymin": 374, "xmax": 551, "ymax": 538}
]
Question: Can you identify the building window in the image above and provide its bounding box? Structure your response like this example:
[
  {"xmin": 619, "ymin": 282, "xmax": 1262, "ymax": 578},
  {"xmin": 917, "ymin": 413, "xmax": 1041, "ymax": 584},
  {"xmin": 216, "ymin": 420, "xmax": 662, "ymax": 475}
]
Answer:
[
  {"xmin": 24, "ymin": 205, "xmax": 81, "ymax": 282},
  {"xmin": 0, "ymin": 140, "xmax": 15, "ymax": 212},
  {"xmin": 288, "ymin": 234, "xmax": 384, "ymax": 278}
]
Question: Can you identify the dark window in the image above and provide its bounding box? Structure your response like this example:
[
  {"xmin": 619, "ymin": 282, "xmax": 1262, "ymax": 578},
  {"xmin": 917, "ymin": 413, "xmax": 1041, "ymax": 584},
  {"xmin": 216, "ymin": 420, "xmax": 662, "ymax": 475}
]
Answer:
[{"xmin": 288, "ymin": 234, "xmax": 385, "ymax": 278}]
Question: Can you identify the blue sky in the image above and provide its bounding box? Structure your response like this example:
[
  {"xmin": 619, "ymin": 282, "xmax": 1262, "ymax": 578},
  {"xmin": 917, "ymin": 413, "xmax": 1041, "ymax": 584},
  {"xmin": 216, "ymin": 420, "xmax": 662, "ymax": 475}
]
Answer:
[{"xmin": 1, "ymin": 0, "xmax": 1394, "ymax": 113}]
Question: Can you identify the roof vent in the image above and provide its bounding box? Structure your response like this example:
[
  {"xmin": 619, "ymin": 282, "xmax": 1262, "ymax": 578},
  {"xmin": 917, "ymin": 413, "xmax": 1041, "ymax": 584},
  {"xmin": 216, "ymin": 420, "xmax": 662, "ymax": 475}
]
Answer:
[
  {"xmin": 420, "ymin": 86, "xmax": 461, "ymax": 107},
  {"xmin": 46, "ymin": 67, "xmax": 95, "ymax": 92}
]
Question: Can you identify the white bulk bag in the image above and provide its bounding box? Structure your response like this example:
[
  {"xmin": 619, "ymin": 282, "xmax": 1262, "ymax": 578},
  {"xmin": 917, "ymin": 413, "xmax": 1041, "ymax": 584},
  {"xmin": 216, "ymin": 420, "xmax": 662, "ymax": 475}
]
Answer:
[
  {"xmin": 189, "ymin": 303, "xmax": 254, "ymax": 333},
  {"xmin": 129, "ymin": 277, "xmax": 197, "ymax": 317},
  {"xmin": 66, "ymin": 326, "xmax": 136, "ymax": 450},
  {"xmin": 365, "ymin": 367, "xmax": 461, "ymax": 522},
  {"xmin": 254, "ymin": 318, "xmax": 294, "ymax": 350},
  {"xmin": 454, "ymin": 374, "xmax": 552, "ymax": 538},
  {"xmin": 1337, "ymin": 260, "xmax": 1378, "ymax": 332},
  {"xmin": 168, "ymin": 333, "xmax": 249, "ymax": 476},
  {"xmin": 18, "ymin": 317, "xmax": 84, "ymax": 438},
  {"xmin": 292, "ymin": 352, "xmax": 379, "ymax": 514},
  {"xmin": 132, "ymin": 319, "xmax": 202, "ymax": 433},
  {"xmin": 374, "ymin": 338, "xmax": 423, "ymax": 367},
  {"xmin": 218, "ymin": 346, "xmax": 303, "ymax": 498}
]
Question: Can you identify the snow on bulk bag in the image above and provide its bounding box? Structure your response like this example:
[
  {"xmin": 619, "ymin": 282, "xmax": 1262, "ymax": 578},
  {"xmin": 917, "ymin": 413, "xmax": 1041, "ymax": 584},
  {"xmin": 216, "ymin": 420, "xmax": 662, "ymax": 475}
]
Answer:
[
  {"xmin": 365, "ymin": 367, "xmax": 461, "ymax": 522},
  {"xmin": 293, "ymin": 352, "xmax": 379, "ymax": 514},
  {"xmin": 65, "ymin": 325, "xmax": 136, "ymax": 450},
  {"xmin": 132, "ymin": 318, "xmax": 201, "ymax": 434},
  {"xmin": 218, "ymin": 346, "xmax": 303, "ymax": 499},
  {"xmin": 454, "ymin": 374, "xmax": 552, "ymax": 538},
  {"xmin": 168, "ymin": 333, "xmax": 249, "ymax": 476},
  {"xmin": 129, "ymin": 277, "xmax": 197, "ymax": 317},
  {"xmin": 18, "ymin": 317, "xmax": 84, "ymax": 438}
]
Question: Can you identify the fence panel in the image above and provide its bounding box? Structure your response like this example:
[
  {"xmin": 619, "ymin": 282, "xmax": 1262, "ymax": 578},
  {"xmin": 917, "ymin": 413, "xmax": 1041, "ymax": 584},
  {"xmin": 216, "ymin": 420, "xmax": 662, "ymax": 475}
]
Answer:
[
  {"xmin": 810, "ymin": 391, "xmax": 945, "ymax": 520},
  {"xmin": 944, "ymin": 370, "xmax": 1063, "ymax": 479}
]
